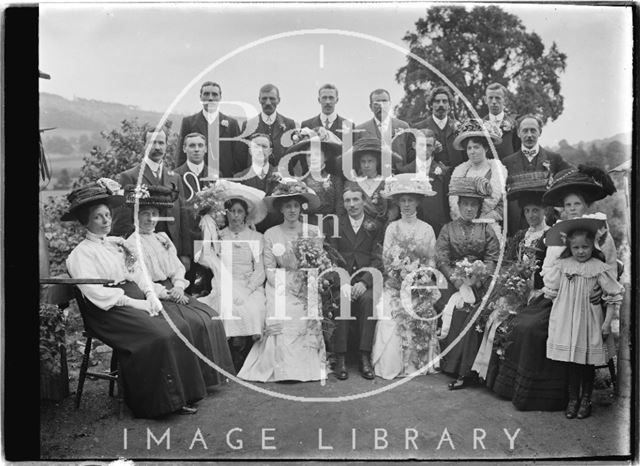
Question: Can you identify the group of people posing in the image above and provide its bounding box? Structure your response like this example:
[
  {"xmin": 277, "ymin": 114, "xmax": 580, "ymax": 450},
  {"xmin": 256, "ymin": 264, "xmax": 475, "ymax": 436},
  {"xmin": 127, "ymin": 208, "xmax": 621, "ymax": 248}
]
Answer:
[{"xmin": 60, "ymin": 81, "xmax": 624, "ymax": 422}]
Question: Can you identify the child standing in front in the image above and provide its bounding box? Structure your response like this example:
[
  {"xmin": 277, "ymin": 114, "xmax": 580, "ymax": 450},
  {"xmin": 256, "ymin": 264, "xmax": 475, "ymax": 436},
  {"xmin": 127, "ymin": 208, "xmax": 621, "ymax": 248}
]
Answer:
[{"xmin": 543, "ymin": 220, "xmax": 624, "ymax": 419}]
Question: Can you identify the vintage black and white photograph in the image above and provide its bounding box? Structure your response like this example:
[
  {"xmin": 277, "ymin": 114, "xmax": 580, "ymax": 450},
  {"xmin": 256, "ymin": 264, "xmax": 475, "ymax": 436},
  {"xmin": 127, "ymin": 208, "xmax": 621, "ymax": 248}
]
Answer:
[{"xmin": 30, "ymin": 1, "xmax": 635, "ymax": 462}]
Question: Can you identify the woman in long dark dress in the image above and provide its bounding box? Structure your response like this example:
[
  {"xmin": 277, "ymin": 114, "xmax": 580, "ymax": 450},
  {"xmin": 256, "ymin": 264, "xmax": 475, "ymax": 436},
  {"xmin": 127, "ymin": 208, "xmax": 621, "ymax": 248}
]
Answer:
[
  {"xmin": 472, "ymin": 171, "xmax": 550, "ymax": 389},
  {"xmin": 124, "ymin": 184, "xmax": 235, "ymax": 385},
  {"xmin": 436, "ymin": 177, "xmax": 500, "ymax": 388},
  {"xmin": 492, "ymin": 165, "xmax": 618, "ymax": 411},
  {"xmin": 64, "ymin": 180, "xmax": 214, "ymax": 418}
]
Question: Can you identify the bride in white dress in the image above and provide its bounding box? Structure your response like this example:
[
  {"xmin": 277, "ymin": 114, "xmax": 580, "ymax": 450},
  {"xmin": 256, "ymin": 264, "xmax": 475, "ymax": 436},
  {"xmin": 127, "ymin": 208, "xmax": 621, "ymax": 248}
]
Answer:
[{"xmin": 371, "ymin": 174, "xmax": 442, "ymax": 379}]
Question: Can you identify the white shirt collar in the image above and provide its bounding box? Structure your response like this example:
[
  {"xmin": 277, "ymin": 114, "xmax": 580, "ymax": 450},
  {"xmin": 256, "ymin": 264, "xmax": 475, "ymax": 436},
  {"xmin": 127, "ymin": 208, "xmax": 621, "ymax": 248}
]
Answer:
[
  {"xmin": 202, "ymin": 109, "xmax": 219, "ymax": 124},
  {"xmin": 261, "ymin": 112, "xmax": 277, "ymax": 125},
  {"xmin": 145, "ymin": 158, "xmax": 163, "ymax": 177},
  {"xmin": 489, "ymin": 111, "xmax": 505, "ymax": 122},
  {"xmin": 522, "ymin": 143, "xmax": 540, "ymax": 160},
  {"xmin": 321, "ymin": 111, "xmax": 337, "ymax": 125},
  {"xmin": 349, "ymin": 214, "xmax": 364, "ymax": 232},
  {"xmin": 251, "ymin": 163, "xmax": 270, "ymax": 178},
  {"xmin": 186, "ymin": 160, "xmax": 205, "ymax": 176},
  {"xmin": 432, "ymin": 115, "xmax": 448, "ymax": 129}
]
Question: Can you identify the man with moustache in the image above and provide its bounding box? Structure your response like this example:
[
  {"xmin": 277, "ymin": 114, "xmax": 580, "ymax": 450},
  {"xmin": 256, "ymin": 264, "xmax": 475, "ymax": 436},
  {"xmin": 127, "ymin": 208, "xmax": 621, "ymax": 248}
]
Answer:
[
  {"xmin": 301, "ymin": 84, "xmax": 354, "ymax": 141},
  {"xmin": 328, "ymin": 186, "xmax": 384, "ymax": 381},
  {"xmin": 354, "ymin": 88, "xmax": 410, "ymax": 168},
  {"xmin": 240, "ymin": 84, "xmax": 297, "ymax": 168},
  {"xmin": 414, "ymin": 86, "xmax": 464, "ymax": 168},
  {"xmin": 397, "ymin": 128, "xmax": 450, "ymax": 236},
  {"xmin": 111, "ymin": 128, "xmax": 184, "ymax": 254},
  {"xmin": 482, "ymin": 82, "xmax": 520, "ymax": 160},
  {"xmin": 174, "ymin": 132, "xmax": 213, "ymax": 294},
  {"xmin": 502, "ymin": 114, "xmax": 570, "ymax": 235},
  {"xmin": 176, "ymin": 81, "xmax": 243, "ymax": 178}
]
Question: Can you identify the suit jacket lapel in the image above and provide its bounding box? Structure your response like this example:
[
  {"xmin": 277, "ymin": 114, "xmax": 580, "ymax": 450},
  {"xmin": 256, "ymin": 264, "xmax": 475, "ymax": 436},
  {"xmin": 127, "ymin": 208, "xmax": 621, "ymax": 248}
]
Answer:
[
  {"xmin": 142, "ymin": 163, "xmax": 157, "ymax": 186},
  {"xmin": 341, "ymin": 215, "xmax": 357, "ymax": 246}
]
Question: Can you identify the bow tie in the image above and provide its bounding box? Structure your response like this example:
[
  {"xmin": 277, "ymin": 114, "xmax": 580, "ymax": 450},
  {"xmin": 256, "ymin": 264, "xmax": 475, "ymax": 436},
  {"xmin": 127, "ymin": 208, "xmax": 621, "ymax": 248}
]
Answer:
[{"xmin": 522, "ymin": 148, "xmax": 538, "ymax": 157}]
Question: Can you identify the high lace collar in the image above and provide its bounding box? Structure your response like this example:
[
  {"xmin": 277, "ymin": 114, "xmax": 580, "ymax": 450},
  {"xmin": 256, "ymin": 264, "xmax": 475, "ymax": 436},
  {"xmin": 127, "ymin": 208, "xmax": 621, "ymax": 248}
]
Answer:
[
  {"xmin": 400, "ymin": 212, "xmax": 418, "ymax": 224},
  {"xmin": 86, "ymin": 231, "xmax": 107, "ymax": 243}
]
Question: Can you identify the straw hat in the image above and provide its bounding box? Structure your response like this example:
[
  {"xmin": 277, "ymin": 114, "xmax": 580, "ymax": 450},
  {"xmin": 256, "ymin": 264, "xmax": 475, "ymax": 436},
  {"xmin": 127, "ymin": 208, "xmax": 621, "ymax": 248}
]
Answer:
[
  {"xmin": 545, "ymin": 213, "xmax": 607, "ymax": 247},
  {"xmin": 264, "ymin": 179, "xmax": 321, "ymax": 212},
  {"xmin": 61, "ymin": 178, "xmax": 124, "ymax": 221},
  {"xmin": 506, "ymin": 171, "xmax": 551, "ymax": 201},
  {"xmin": 380, "ymin": 173, "xmax": 436, "ymax": 198},
  {"xmin": 448, "ymin": 176, "xmax": 493, "ymax": 199},
  {"xmin": 452, "ymin": 119, "xmax": 503, "ymax": 151},
  {"xmin": 542, "ymin": 165, "xmax": 616, "ymax": 207}
]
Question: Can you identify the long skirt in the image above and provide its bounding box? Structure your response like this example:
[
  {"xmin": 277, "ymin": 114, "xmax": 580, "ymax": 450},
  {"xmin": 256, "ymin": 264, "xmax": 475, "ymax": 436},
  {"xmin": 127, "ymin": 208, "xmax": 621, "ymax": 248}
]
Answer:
[
  {"xmin": 439, "ymin": 304, "xmax": 483, "ymax": 377},
  {"xmin": 492, "ymin": 294, "xmax": 568, "ymax": 411},
  {"xmin": 156, "ymin": 279, "xmax": 235, "ymax": 386}
]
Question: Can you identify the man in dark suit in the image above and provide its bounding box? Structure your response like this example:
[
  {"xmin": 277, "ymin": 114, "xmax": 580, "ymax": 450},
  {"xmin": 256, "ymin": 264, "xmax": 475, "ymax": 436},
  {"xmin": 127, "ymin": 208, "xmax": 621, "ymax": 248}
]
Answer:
[
  {"xmin": 175, "ymin": 81, "xmax": 243, "ymax": 178},
  {"xmin": 111, "ymin": 129, "xmax": 184, "ymax": 255},
  {"xmin": 482, "ymin": 82, "xmax": 520, "ymax": 160},
  {"xmin": 301, "ymin": 84, "xmax": 355, "ymax": 142},
  {"xmin": 233, "ymin": 133, "xmax": 282, "ymax": 233},
  {"xmin": 397, "ymin": 128, "xmax": 451, "ymax": 236},
  {"xmin": 502, "ymin": 114, "xmax": 571, "ymax": 236},
  {"xmin": 328, "ymin": 185, "xmax": 384, "ymax": 381},
  {"xmin": 414, "ymin": 86, "xmax": 465, "ymax": 168},
  {"xmin": 240, "ymin": 84, "xmax": 297, "ymax": 167},
  {"xmin": 174, "ymin": 132, "xmax": 213, "ymax": 294},
  {"xmin": 354, "ymin": 89, "xmax": 410, "ymax": 169}
]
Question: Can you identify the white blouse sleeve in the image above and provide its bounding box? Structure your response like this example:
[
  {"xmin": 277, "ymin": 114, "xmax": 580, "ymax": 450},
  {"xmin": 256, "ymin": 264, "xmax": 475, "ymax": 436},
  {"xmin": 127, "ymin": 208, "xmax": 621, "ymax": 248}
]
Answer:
[
  {"xmin": 160, "ymin": 232, "xmax": 190, "ymax": 290},
  {"xmin": 66, "ymin": 243, "xmax": 128, "ymax": 311}
]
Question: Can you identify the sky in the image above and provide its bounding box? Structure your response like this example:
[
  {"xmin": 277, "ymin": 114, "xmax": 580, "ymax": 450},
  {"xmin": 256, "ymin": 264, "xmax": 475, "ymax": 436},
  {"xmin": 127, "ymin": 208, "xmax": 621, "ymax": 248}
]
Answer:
[{"xmin": 39, "ymin": 2, "xmax": 634, "ymax": 147}]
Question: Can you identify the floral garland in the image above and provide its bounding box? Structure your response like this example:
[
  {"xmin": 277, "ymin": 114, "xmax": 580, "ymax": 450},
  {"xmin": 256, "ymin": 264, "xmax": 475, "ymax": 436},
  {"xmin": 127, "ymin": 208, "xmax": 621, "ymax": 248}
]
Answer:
[{"xmin": 383, "ymin": 236, "xmax": 440, "ymax": 369}]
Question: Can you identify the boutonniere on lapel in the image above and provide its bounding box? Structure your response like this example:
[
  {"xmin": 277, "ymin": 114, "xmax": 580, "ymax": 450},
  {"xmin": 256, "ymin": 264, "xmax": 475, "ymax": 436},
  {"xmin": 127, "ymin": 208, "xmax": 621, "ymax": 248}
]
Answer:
[
  {"xmin": 221, "ymin": 120, "xmax": 229, "ymax": 128},
  {"xmin": 278, "ymin": 121, "xmax": 287, "ymax": 132},
  {"xmin": 433, "ymin": 165, "xmax": 443, "ymax": 177},
  {"xmin": 322, "ymin": 175, "xmax": 332, "ymax": 189},
  {"xmin": 500, "ymin": 118, "xmax": 513, "ymax": 132},
  {"xmin": 542, "ymin": 160, "xmax": 551, "ymax": 172},
  {"xmin": 363, "ymin": 219, "xmax": 377, "ymax": 232},
  {"xmin": 167, "ymin": 170, "xmax": 175, "ymax": 177},
  {"xmin": 452, "ymin": 120, "xmax": 461, "ymax": 132},
  {"xmin": 371, "ymin": 192, "xmax": 380, "ymax": 205}
]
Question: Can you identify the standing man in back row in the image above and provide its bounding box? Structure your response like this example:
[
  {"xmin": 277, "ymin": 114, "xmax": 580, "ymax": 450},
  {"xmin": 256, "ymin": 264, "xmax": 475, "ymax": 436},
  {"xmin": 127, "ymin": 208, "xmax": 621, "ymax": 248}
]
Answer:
[
  {"xmin": 240, "ymin": 84, "xmax": 297, "ymax": 168},
  {"xmin": 414, "ymin": 86, "xmax": 464, "ymax": 169},
  {"xmin": 176, "ymin": 81, "xmax": 243, "ymax": 178},
  {"xmin": 482, "ymin": 82, "xmax": 520, "ymax": 160},
  {"xmin": 301, "ymin": 83, "xmax": 355, "ymax": 141}
]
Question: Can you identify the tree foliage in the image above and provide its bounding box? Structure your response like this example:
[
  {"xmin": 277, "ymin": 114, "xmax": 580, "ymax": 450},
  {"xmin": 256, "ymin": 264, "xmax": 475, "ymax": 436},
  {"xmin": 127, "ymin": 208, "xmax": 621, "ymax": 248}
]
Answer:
[
  {"xmin": 395, "ymin": 6, "xmax": 567, "ymax": 125},
  {"xmin": 74, "ymin": 118, "xmax": 176, "ymax": 187}
]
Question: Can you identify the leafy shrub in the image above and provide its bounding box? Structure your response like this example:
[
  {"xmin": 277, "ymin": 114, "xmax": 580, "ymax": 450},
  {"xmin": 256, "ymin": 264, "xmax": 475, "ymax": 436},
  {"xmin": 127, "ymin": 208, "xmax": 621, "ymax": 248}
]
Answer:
[{"xmin": 39, "ymin": 303, "xmax": 66, "ymax": 376}]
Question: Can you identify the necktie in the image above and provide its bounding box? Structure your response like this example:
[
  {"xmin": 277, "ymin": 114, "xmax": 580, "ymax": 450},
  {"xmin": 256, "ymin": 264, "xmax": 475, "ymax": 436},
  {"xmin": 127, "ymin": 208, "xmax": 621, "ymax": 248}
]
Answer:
[
  {"xmin": 324, "ymin": 118, "xmax": 331, "ymax": 129},
  {"xmin": 522, "ymin": 148, "xmax": 538, "ymax": 158}
]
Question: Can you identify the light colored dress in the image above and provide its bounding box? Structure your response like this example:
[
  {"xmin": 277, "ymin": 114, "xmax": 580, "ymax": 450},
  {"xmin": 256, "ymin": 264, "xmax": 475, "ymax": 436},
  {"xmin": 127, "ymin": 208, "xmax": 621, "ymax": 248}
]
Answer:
[
  {"xmin": 371, "ymin": 217, "xmax": 440, "ymax": 379},
  {"xmin": 544, "ymin": 257, "xmax": 624, "ymax": 365},
  {"xmin": 237, "ymin": 224, "xmax": 327, "ymax": 382},
  {"xmin": 198, "ymin": 227, "xmax": 266, "ymax": 337}
]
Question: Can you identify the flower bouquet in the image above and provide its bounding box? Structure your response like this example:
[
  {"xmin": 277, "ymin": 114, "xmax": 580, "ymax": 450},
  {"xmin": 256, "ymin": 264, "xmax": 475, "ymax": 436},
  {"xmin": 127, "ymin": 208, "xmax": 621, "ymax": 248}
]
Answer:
[
  {"xmin": 191, "ymin": 182, "xmax": 228, "ymax": 226},
  {"xmin": 291, "ymin": 237, "xmax": 344, "ymax": 340},
  {"xmin": 450, "ymin": 257, "xmax": 491, "ymax": 290}
]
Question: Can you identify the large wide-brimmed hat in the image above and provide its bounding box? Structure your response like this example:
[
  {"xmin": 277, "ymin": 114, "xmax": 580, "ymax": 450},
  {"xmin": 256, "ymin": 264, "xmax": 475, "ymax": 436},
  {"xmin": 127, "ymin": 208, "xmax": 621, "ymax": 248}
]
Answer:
[
  {"xmin": 448, "ymin": 176, "xmax": 493, "ymax": 199},
  {"xmin": 193, "ymin": 180, "xmax": 267, "ymax": 224},
  {"xmin": 337, "ymin": 137, "xmax": 403, "ymax": 175},
  {"xmin": 545, "ymin": 213, "xmax": 607, "ymax": 247},
  {"xmin": 124, "ymin": 184, "xmax": 178, "ymax": 208},
  {"xmin": 285, "ymin": 127, "xmax": 343, "ymax": 175},
  {"xmin": 264, "ymin": 179, "xmax": 321, "ymax": 212},
  {"xmin": 542, "ymin": 164, "xmax": 616, "ymax": 207},
  {"xmin": 452, "ymin": 119, "xmax": 503, "ymax": 151},
  {"xmin": 381, "ymin": 173, "xmax": 436, "ymax": 199},
  {"xmin": 61, "ymin": 178, "xmax": 124, "ymax": 221},
  {"xmin": 506, "ymin": 171, "xmax": 551, "ymax": 201}
]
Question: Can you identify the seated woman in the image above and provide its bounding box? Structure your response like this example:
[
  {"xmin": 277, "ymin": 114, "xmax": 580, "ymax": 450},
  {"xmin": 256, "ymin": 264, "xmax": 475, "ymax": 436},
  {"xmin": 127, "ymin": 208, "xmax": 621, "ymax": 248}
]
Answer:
[
  {"xmin": 64, "ymin": 179, "xmax": 211, "ymax": 418},
  {"xmin": 196, "ymin": 182, "xmax": 268, "ymax": 370},
  {"xmin": 238, "ymin": 180, "xmax": 327, "ymax": 382},
  {"xmin": 371, "ymin": 174, "xmax": 441, "ymax": 379},
  {"xmin": 123, "ymin": 184, "xmax": 235, "ymax": 384},
  {"xmin": 471, "ymin": 171, "xmax": 550, "ymax": 389},
  {"xmin": 436, "ymin": 177, "xmax": 500, "ymax": 389},
  {"xmin": 449, "ymin": 119, "xmax": 507, "ymax": 237},
  {"xmin": 492, "ymin": 165, "xmax": 618, "ymax": 411},
  {"xmin": 341, "ymin": 137, "xmax": 401, "ymax": 225}
]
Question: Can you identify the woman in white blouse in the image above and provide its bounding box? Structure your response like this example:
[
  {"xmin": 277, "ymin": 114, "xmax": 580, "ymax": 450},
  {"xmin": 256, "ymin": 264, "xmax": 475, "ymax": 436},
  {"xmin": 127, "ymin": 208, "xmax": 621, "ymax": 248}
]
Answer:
[
  {"xmin": 64, "ymin": 179, "xmax": 214, "ymax": 418},
  {"xmin": 449, "ymin": 119, "xmax": 508, "ymax": 236},
  {"xmin": 124, "ymin": 184, "xmax": 235, "ymax": 385}
]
